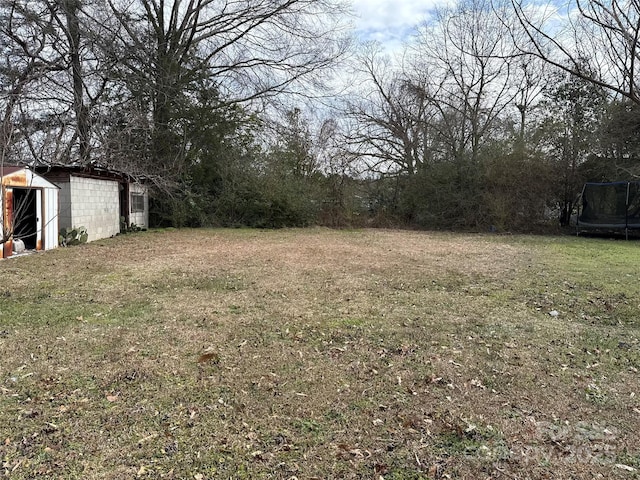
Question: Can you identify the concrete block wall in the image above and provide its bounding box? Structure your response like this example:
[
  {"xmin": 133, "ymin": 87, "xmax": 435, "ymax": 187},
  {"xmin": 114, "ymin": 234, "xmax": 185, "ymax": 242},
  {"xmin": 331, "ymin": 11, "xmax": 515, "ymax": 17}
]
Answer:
[{"xmin": 69, "ymin": 176, "xmax": 120, "ymax": 241}]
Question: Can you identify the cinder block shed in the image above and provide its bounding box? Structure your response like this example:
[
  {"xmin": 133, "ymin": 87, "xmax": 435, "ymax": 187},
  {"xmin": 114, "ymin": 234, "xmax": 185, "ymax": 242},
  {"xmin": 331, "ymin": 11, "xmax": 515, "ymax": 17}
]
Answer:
[{"xmin": 40, "ymin": 165, "xmax": 148, "ymax": 242}]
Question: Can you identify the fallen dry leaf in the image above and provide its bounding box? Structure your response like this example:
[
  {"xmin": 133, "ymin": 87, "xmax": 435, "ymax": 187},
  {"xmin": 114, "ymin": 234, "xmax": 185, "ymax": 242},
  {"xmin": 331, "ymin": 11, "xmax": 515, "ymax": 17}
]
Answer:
[
  {"xmin": 197, "ymin": 352, "xmax": 220, "ymax": 364},
  {"xmin": 374, "ymin": 463, "xmax": 389, "ymax": 474},
  {"xmin": 337, "ymin": 443, "xmax": 371, "ymax": 458}
]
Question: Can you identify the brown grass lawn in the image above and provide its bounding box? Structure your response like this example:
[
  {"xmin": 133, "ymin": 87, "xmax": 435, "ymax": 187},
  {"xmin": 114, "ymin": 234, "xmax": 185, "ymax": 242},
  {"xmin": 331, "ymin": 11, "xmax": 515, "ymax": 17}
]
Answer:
[{"xmin": 1, "ymin": 228, "xmax": 639, "ymax": 479}]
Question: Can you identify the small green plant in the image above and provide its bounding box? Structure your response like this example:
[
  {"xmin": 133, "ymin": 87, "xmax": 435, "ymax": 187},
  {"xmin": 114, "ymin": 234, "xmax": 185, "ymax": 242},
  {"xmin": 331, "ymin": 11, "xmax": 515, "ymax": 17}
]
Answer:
[
  {"xmin": 120, "ymin": 216, "xmax": 143, "ymax": 234},
  {"xmin": 59, "ymin": 226, "xmax": 88, "ymax": 246},
  {"xmin": 585, "ymin": 383, "xmax": 607, "ymax": 404}
]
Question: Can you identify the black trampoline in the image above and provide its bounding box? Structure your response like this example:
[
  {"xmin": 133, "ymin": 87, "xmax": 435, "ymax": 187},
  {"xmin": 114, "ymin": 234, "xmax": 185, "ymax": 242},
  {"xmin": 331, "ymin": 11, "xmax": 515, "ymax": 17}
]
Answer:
[{"xmin": 577, "ymin": 181, "xmax": 640, "ymax": 238}]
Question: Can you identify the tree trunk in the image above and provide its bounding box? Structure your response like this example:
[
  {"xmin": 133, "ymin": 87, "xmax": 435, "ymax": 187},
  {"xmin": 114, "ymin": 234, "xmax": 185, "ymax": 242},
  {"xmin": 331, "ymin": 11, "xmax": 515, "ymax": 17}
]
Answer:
[{"xmin": 62, "ymin": 0, "xmax": 90, "ymax": 163}]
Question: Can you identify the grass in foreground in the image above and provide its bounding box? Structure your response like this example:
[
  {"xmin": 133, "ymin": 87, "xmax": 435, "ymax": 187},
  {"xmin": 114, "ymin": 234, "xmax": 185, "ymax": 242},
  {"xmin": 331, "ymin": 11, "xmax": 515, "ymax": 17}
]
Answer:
[{"xmin": 1, "ymin": 228, "xmax": 639, "ymax": 479}]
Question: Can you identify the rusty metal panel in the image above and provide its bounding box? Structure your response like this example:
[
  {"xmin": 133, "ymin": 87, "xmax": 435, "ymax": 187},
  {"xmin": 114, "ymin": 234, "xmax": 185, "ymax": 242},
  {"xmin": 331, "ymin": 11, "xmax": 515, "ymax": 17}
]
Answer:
[
  {"xmin": 4, "ymin": 188, "xmax": 13, "ymax": 231},
  {"xmin": 3, "ymin": 239, "xmax": 12, "ymax": 258},
  {"xmin": 2, "ymin": 187, "xmax": 7, "ymax": 258},
  {"xmin": 2, "ymin": 171, "xmax": 28, "ymax": 187},
  {"xmin": 2, "ymin": 188, "xmax": 12, "ymax": 258},
  {"xmin": 3, "ymin": 188, "xmax": 13, "ymax": 258}
]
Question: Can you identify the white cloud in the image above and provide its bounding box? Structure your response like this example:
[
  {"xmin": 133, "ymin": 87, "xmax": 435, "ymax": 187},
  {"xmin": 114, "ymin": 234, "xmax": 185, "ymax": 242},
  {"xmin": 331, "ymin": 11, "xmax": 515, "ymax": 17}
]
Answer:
[{"xmin": 351, "ymin": 0, "xmax": 451, "ymax": 50}]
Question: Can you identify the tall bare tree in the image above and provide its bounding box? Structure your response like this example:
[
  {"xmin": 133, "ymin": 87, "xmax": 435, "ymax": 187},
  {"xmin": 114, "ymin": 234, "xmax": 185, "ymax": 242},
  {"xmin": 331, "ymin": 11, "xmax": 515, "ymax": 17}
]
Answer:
[
  {"xmin": 1, "ymin": 0, "xmax": 118, "ymax": 168},
  {"xmin": 97, "ymin": 0, "xmax": 352, "ymax": 180},
  {"xmin": 511, "ymin": 0, "xmax": 640, "ymax": 105},
  {"xmin": 0, "ymin": 1, "xmax": 65, "ymax": 166},
  {"xmin": 345, "ymin": 45, "xmax": 437, "ymax": 177},
  {"xmin": 413, "ymin": 0, "xmax": 521, "ymax": 167}
]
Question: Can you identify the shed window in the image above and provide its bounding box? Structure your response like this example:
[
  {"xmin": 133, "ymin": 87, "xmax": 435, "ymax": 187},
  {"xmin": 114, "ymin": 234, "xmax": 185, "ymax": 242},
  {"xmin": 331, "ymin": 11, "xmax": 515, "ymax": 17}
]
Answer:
[{"xmin": 131, "ymin": 193, "xmax": 145, "ymax": 213}]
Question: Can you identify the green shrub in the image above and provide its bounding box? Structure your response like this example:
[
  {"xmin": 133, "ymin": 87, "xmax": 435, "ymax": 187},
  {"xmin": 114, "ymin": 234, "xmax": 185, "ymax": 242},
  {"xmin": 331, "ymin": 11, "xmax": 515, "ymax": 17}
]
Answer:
[{"xmin": 58, "ymin": 226, "xmax": 88, "ymax": 246}]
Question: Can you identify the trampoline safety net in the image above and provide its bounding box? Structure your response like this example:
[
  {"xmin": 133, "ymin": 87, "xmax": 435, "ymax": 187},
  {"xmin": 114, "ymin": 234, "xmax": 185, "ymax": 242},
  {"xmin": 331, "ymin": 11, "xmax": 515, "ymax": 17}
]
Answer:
[{"xmin": 578, "ymin": 181, "xmax": 640, "ymax": 230}]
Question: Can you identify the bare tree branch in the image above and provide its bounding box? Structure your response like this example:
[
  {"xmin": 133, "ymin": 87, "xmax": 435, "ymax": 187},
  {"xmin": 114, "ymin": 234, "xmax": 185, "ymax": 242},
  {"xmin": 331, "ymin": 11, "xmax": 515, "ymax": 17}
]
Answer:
[{"xmin": 509, "ymin": 0, "xmax": 640, "ymax": 104}]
